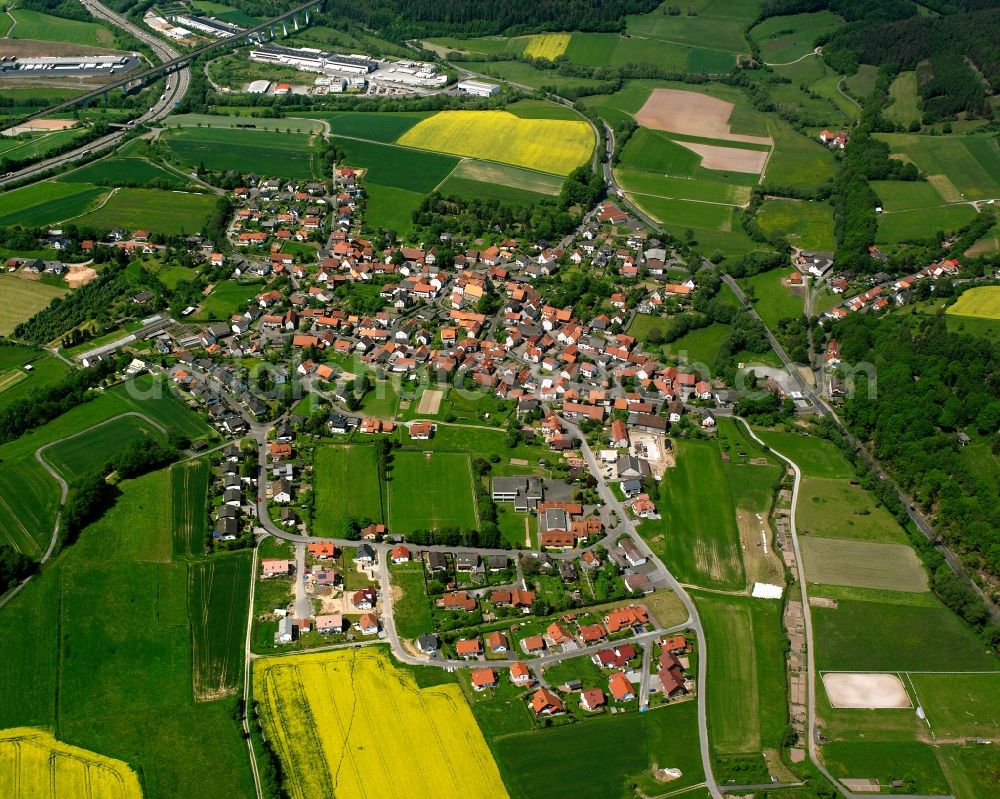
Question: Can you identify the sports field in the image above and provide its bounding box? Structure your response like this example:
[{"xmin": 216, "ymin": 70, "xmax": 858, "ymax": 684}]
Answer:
[
  {"xmin": 0, "ymin": 275, "xmax": 66, "ymax": 336},
  {"xmin": 42, "ymin": 414, "xmax": 166, "ymax": 479},
  {"xmin": 523, "ymin": 32, "xmax": 570, "ymax": 60},
  {"xmin": 256, "ymin": 648, "xmax": 508, "ymax": 799},
  {"xmin": 757, "ymin": 199, "xmax": 835, "ymax": 251},
  {"xmin": 0, "ymin": 727, "xmax": 142, "ymax": 799},
  {"xmin": 641, "ymin": 437, "xmax": 745, "ymax": 591},
  {"xmin": 0, "ymin": 180, "xmax": 107, "ymax": 228},
  {"xmin": 162, "ymin": 127, "xmax": 318, "ymax": 179},
  {"xmin": 397, "ymin": 110, "xmax": 593, "ymax": 176},
  {"xmin": 388, "ymin": 450, "xmax": 478, "ymax": 533},
  {"xmin": 800, "ymin": 537, "xmax": 929, "ymax": 592},
  {"xmin": 799, "ymin": 477, "xmax": 907, "ymax": 543},
  {"xmin": 313, "ymin": 445, "xmax": 384, "ymax": 536},
  {"xmin": 947, "ymin": 286, "xmax": 1000, "ymax": 320},
  {"xmin": 74, "ymin": 188, "xmax": 217, "ymax": 235},
  {"xmin": 188, "ymin": 552, "xmax": 251, "ymax": 700}
]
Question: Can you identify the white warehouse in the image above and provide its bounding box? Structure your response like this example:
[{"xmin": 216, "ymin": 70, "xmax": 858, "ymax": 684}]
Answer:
[{"xmin": 456, "ymin": 79, "xmax": 499, "ymax": 97}]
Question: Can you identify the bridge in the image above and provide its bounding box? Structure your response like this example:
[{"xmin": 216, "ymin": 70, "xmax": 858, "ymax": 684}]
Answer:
[{"xmin": 19, "ymin": 0, "xmax": 324, "ymax": 124}]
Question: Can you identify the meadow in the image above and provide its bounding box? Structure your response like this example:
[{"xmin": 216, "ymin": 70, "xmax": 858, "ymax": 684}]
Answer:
[
  {"xmin": 754, "ymin": 428, "xmax": 855, "ymax": 479},
  {"xmin": 800, "ymin": 537, "xmax": 929, "ymax": 592},
  {"xmin": 0, "ymin": 127, "xmax": 86, "ymax": 162},
  {"xmin": 388, "ymin": 450, "xmax": 478, "ymax": 533},
  {"xmin": 740, "ymin": 268, "xmax": 804, "ymax": 329},
  {"xmin": 255, "ymin": 648, "xmax": 508, "ymax": 799},
  {"xmin": 623, "ymin": 0, "xmax": 756, "ymax": 62},
  {"xmin": 640, "ymin": 437, "xmax": 745, "ymax": 591},
  {"xmin": 435, "ymin": 176, "xmax": 552, "ymax": 206},
  {"xmin": 188, "ymin": 552, "xmax": 251, "ymax": 700},
  {"xmin": 332, "ymin": 136, "xmax": 458, "ymax": 192},
  {"xmin": 362, "ymin": 184, "xmax": 425, "ymax": 233},
  {"xmin": 443, "ymin": 159, "xmax": 563, "ymax": 196},
  {"xmin": 191, "ymin": 280, "xmax": 262, "ymax": 321},
  {"xmin": 166, "ymin": 113, "xmax": 324, "ymax": 134},
  {"xmin": 0, "ymin": 275, "xmax": 67, "ymax": 336},
  {"xmin": 390, "ymin": 561, "xmax": 434, "ymax": 640},
  {"xmin": 313, "ymin": 445, "xmax": 384, "ymax": 536},
  {"xmin": 162, "ymin": 127, "xmax": 318, "ymax": 179},
  {"xmin": 664, "ymin": 322, "xmax": 731, "ymax": 367},
  {"xmin": 42, "ymin": 414, "xmax": 166, "ymax": 479},
  {"xmin": 875, "ymin": 133, "xmax": 1000, "ymax": 200},
  {"xmin": 876, "ymin": 205, "xmax": 979, "ymax": 244},
  {"xmin": 0, "ymin": 727, "xmax": 142, "ymax": 799},
  {"xmin": 872, "ymin": 180, "xmax": 951, "ymax": 211},
  {"xmin": 947, "ymin": 286, "xmax": 1000, "ymax": 320},
  {"xmin": 616, "ymin": 168, "xmax": 753, "ymax": 205},
  {"xmin": 0, "ymin": 180, "xmax": 107, "ymax": 228},
  {"xmin": 456, "ymin": 58, "xmax": 610, "ymax": 93},
  {"xmin": 9, "ymin": 8, "xmax": 115, "ymax": 46},
  {"xmin": 172, "ymin": 458, "xmax": 209, "ymax": 557},
  {"xmin": 492, "ymin": 699, "xmax": 704, "ymax": 799},
  {"xmin": 798, "ymin": 476, "xmax": 907, "ymax": 543},
  {"xmin": 397, "ymin": 110, "xmax": 594, "ymax": 176},
  {"xmin": 909, "ymin": 673, "xmax": 1000, "ymax": 740},
  {"xmin": 885, "ymin": 71, "xmax": 921, "ymax": 127},
  {"xmin": 108, "ymin": 375, "xmax": 213, "ymax": 440},
  {"xmin": 74, "ymin": 188, "xmax": 217, "ymax": 235},
  {"xmin": 750, "ymin": 10, "xmax": 844, "ymax": 64},
  {"xmin": 756, "ymin": 199, "xmax": 835, "ymax": 251},
  {"xmin": 763, "ymin": 117, "xmax": 838, "ymax": 191},
  {"xmin": 304, "ymin": 110, "xmax": 430, "ymax": 142},
  {"xmin": 61, "ymin": 157, "xmax": 187, "ymax": 188},
  {"xmin": 821, "ymin": 741, "xmax": 951, "ymax": 795}
]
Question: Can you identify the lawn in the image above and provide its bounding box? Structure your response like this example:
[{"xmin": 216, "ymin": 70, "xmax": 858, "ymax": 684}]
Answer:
[
  {"xmin": 162, "ymin": 127, "xmax": 317, "ymax": 179},
  {"xmin": 397, "ymin": 110, "xmax": 594, "ymax": 176},
  {"xmin": 885, "ymin": 71, "xmax": 921, "ymax": 127},
  {"xmin": 0, "ymin": 275, "xmax": 66, "ymax": 336},
  {"xmin": 799, "ymin": 476, "xmax": 908, "ymax": 543},
  {"xmin": 757, "ymin": 199, "xmax": 835, "ymax": 250},
  {"xmin": 754, "ymin": 428, "xmax": 855, "ymax": 479},
  {"xmin": 61, "ymin": 157, "xmax": 187, "ymax": 188},
  {"xmin": 492, "ymin": 700, "xmax": 704, "ymax": 799},
  {"xmin": 188, "ymin": 551, "xmax": 251, "ymax": 700},
  {"xmin": 9, "ymin": 8, "xmax": 115, "ymax": 46},
  {"xmin": 0, "ymin": 180, "xmax": 107, "ymax": 228},
  {"xmin": 813, "ymin": 599, "xmax": 1000, "ymax": 672},
  {"xmin": 313, "ymin": 445, "xmax": 384, "ymax": 536},
  {"xmin": 256, "ymin": 647, "xmax": 507, "ymax": 799},
  {"xmin": 740, "ymin": 268, "xmax": 804, "ymax": 329},
  {"xmin": 389, "ymin": 561, "xmax": 433, "ymax": 640},
  {"xmin": 800, "ymin": 537, "xmax": 929, "ymax": 592},
  {"xmin": 42, "ymin": 414, "xmax": 166, "ymax": 480},
  {"xmin": 388, "ymin": 450, "xmax": 478, "ymax": 534},
  {"xmin": 172, "ymin": 458, "xmax": 209, "ymax": 557},
  {"xmin": 333, "ymin": 136, "xmax": 458, "ymax": 192},
  {"xmin": 822, "ymin": 741, "xmax": 951, "ymax": 795},
  {"xmin": 75, "ymin": 188, "xmax": 217, "ymax": 235},
  {"xmin": 191, "ymin": 280, "xmax": 262, "ymax": 321},
  {"xmin": 947, "ymin": 286, "xmax": 1000, "ymax": 321},
  {"xmin": 639, "ymin": 437, "xmax": 745, "ymax": 591}
]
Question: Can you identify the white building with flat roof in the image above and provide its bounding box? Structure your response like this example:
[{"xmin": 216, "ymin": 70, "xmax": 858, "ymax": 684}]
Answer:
[{"xmin": 456, "ymin": 79, "xmax": 499, "ymax": 97}]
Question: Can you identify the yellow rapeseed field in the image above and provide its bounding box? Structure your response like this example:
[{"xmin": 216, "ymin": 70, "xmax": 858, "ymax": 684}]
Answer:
[
  {"xmin": 255, "ymin": 648, "xmax": 509, "ymax": 799},
  {"xmin": 946, "ymin": 285, "xmax": 1000, "ymax": 320},
  {"xmin": 397, "ymin": 110, "xmax": 593, "ymax": 176},
  {"xmin": 0, "ymin": 727, "xmax": 143, "ymax": 799},
  {"xmin": 523, "ymin": 32, "xmax": 571, "ymax": 60}
]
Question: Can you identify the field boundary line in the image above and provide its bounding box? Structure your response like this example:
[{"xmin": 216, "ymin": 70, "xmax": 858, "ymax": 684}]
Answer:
[
  {"xmin": 621, "ymin": 189, "xmax": 745, "ymax": 208},
  {"xmin": 432, "ymin": 157, "xmax": 464, "ymax": 192}
]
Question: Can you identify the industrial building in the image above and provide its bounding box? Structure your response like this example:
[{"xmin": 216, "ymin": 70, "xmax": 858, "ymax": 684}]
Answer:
[
  {"xmin": 456, "ymin": 79, "xmax": 500, "ymax": 97},
  {"xmin": 172, "ymin": 14, "xmax": 244, "ymax": 38},
  {"xmin": 249, "ymin": 44, "xmax": 377, "ymax": 76}
]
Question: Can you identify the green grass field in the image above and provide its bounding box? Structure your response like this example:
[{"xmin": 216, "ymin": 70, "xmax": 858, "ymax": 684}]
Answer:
[
  {"xmin": 333, "ymin": 136, "xmax": 458, "ymax": 193},
  {"xmin": 800, "ymin": 537, "xmax": 929, "ymax": 592},
  {"xmin": 872, "ymin": 180, "xmax": 950, "ymax": 211},
  {"xmin": 435, "ymin": 176, "xmax": 552, "ymax": 206},
  {"xmin": 0, "ymin": 127, "xmax": 87, "ymax": 163},
  {"xmin": 188, "ymin": 552, "xmax": 251, "ymax": 700},
  {"xmin": 505, "ymin": 99, "xmax": 582, "ymax": 120},
  {"xmin": 166, "ymin": 114, "xmax": 324, "ymax": 134},
  {"xmin": 877, "ymin": 205, "xmax": 979, "ymax": 244},
  {"xmin": 491, "ymin": 699, "xmax": 704, "ymax": 799},
  {"xmin": 444, "ymin": 159, "xmax": 563, "ymax": 196},
  {"xmin": 943, "ymin": 743, "xmax": 1000, "ymax": 799},
  {"xmin": 666, "ymin": 322, "xmax": 731, "ymax": 367},
  {"xmin": 885, "ymin": 71, "xmax": 921, "ymax": 127},
  {"xmin": 162, "ymin": 127, "xmax": 317, "ymax": 179},
  {"xmin": 754, "ymin": 428, "xmax": 855, "ymax": 479},
  {"xmin": 191, "ymin": 280, "xmax": 262, "ymax": 321},
  {"xmin": 389, "ymin": 561, "xmax": 433, "ymax": 640},
  {"xmin": 640, "ymin": 437, "xmax": 745, "ymax": 591},
  {"xmin": 75, "ymin": 188, "xmax": 217, "ymax": 235},
  {"xmin": 740, "ymin": 268, "xmax": 804, "ymax": 329},
  {"xmin": 313, "ymin": 445, "xmax": 384, "ymax": 536},
  {"xmin": 814, "ymin": 599, "xmax": 1000, "ymax": 672},
  {"xmin": 463, "ymin": 58, "xmax": 610, "ymax": 92},
  {"xmin": 757, "ymin": 199, "xmax": 835, "ymax": 250},
  {"xmin": 764, "ymin": 117, "xmax": 838, "ymax": 191},
  {"xmin": 42, "ymin": 414, "xmax": 166, "ymax": 479},
  {"xmin": 876, "ymin": 133, "xmax": 1000, "ymax": 200},
  {"xmin": 108, "ymin": 375, "xmax": 213, "ymax": 440},
  {"xmin": 0, "ymin": 353, "xmax": 68, "ymax": 411},
  {"xmin": 0, "ymin": 275, "xmax": 67, "ymax": 337},
  {"xmin": 363, "ymin": 184, "xmax": 425, "ymax": 233},
  {"xmin": 616, "ymin": 168, "xmax": 753, "ymax": 205},
  {"xmin": 822, "ymin": 741, "xmax": 951, "ymax": 795},
  {"xmin": 172, "ymin": 458, "xmax": 209, "ymax": 557},
  {"xmin": 799, "ymin": 476, "xmax": 908, "ymax": 543},
  {"xmin": 0, "ymin": 180, "xmax": 107, "ymax": 228},
  {"xmin": 750, "ymin": 10, "xmax": 843, "ymax": 64},
  {"xmin": 388, "ymin": 450, "xmax": 477, "ymax": 534},
  {"xmin": 626, "ymin": 0, "xmax": 758, "ymax": 55},
  {"xmin": 909, "ymin": 673, "xmax": 1000, "ymax": 740},
  {"xmin": 304, "ymin": 110, "xmax": 431, "ymax": 142},
  {"xmin": 9, "ymin": 8, "xmax": 115, "ymax": 46},
  {"xmin": 61, "ymin": 157, "xmax": 187, "ymax": 188}
]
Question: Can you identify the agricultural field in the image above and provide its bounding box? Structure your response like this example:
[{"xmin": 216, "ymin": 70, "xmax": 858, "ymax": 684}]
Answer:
[
  {"xmin": 875, "ymin": 133, "xmax": 1000, "ymax": 201},
  {"xmin": 877, "ymin": 204, "xmax": 979, "ymax": 244},
  {"xmin": 523, "ymin": 32, "xmax": 570, "ymax": 60},
  {"xmin": 813, "ymin": 598, "xmax": 1000, "ymax": 672},
  {"xmin": 0, "ymin": 275, "xmax": 67, "ymax": 336},
  {"xmin": 397, "ymin": 110, "xmax": 594, "ymax": 175},
  {"xmin": 304, "ymin": 110, "xmax": 431, "ymax": 142},
  {"xmin": 172, "ymin": 458, "xmax": 209, "ymax": 557},
  {"xmin": 191, "ymin": 280, "xmax": 262, "ymax": 321},
  {"xmin": 332, "ymin": 135, "xmax": 458, "ymax": 193},
  {"xmin": 166, "ymin": 114, "xmax": 324, "ymax": 134},
  {"xmin": 0, "ymin": 350, "xmax": 68, "ymax": 410},
  {"xmin": 492, "ymin": 699, "xmax": 704, "ymax": 799},
  {"xmin": 41, "ymin": 414, "xmax": 166, "ymax": 480},
  {"xmin": 255, "ymin": 648, "xmax": 508, "ymax": 799},
  {"xmin": 798, "ymin": 477, "xmax": 908, "ymax": 543},
  {"xmin": 74, "ymin": 188, "xmax": 217, "ymax": 235},
  {"xmin": 756, "ymin": 199, "xmax": 835, "ymax": 251},
  {"xmin": 313, "ymin": 445, "xmax": 385, "ymax": 536},
  {"xmin": 188, "ymin": 552, "xmax": 251, "ymax": 700},
  {"xmin": 0, "ymin": 727, "xmax": 142, "ymax": 799},
  {"xmin": 885, "ymin": 71, "xmax": 921, "ymax": 126},
  {"xmin": 800, "ymin": 537, "xmax": 929, "ymax": 592},
  {"xmin": 388, "ymin": 450, "xmax": 478, "ymax": 534},
  {"xmin": 161, "ymin": 127, "xmax": 318, "ymax": 179},
  {"xmin": 872, "ymin": 180, "xmax": 952, "ymax": 211},
  {"xmin": 639, "ymin": 437, "xmax": 745, "ymax": 591},
  {"xmin": 61, "ymin": 156, "xmax": 188, "ymax": 188},
  {"xmin": 107, "ymin": 375, "xmax": 213, "ymax": 440},
  {"xmin": 441, "ymin": 159, "xmax": 563, "ymax": 197},
  {"xmin": 764, "ymin": 117, "xmax": 838, "ymax": 191},
  {"xmin": 740, "ymin": 268, "xmax": 804, "ymax": 329},
  {"xmin": 8, "ymin": 9, "xmax": 115, "ymax": 46},
  {"xmin": 0, "ymin": 180, "xmax": 107, "ymax": 228},
  {"xmin": 947, "ymin": 286, "xmax": 1000, "ymax": 321}
]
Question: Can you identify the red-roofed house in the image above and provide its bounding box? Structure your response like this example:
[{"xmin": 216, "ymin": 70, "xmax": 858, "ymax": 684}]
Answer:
[{"xmin": 609, "ymin": 672, "xmax": 635, "ymax": 702}]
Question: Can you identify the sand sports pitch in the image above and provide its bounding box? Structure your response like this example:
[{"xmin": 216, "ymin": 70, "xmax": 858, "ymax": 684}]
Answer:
[
  {"xmin": 676, "ymin": 141, "xmax": 769, "ymax": 173},
  {"xmin": 417, "ymin": 388, "xmax": 443, "ymax": 415},
  {"xmin": 2, "ymin": 119, "xmax": 77, "ymax": 136},
  {"xmin": 822, "ymin": 672, "xmax": 912, "ymax": 709},
  {"xmin": 635, "ymin": 88, "xmax": 772, "ymax": 147}
]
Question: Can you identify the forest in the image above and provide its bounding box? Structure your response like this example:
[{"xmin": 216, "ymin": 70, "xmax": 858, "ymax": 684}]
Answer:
[{"xmin": 834, "ymin": 311, "xmax": 1000, "ymax": 577}]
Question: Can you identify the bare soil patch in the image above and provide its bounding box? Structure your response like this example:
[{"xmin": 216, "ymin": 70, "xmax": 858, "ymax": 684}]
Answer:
[
  {"xmin": 65, "ymin": 264, "xmax": 98, "ymax": 287},
  {"xmin": 416, "ymin": 388, "xmax": 443, "ymax": 415},
  {"xmin": 634, "ymin": 88, "xmax": 772, "ymax": 146},
  {"xmin": 737, "ymin": 508, "xmax": 784, "ymax": 586},
  {"xmin": 822, "ymin": 672, "xmax": 911, "ymax": 709},
  {"xmin": 0, "ymin": 39, "xmax": 121, "ymax": 58},
  {"xmin": 676, "ymin": 140, "xmax": 768, "ymax": 173},
  {"xmin": 2, "ymin": 118, "xmax": 77, "ymax": 136}
]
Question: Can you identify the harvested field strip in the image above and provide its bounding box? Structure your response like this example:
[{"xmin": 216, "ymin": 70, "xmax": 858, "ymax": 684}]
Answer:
[
  {"xmin": 800, "ymin": 537, "xmax": 928, "ymax": 592},
  {"xmin": 675, "ymin": 140, "xmax": 767, "ymax": 173},
  {"xmin": 255, "ymin": 648, "xmax": 508, "ymax": 799},
  {"xmin": 0, "ymin": 727, "xmax": 142, "ymax": 799}
]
